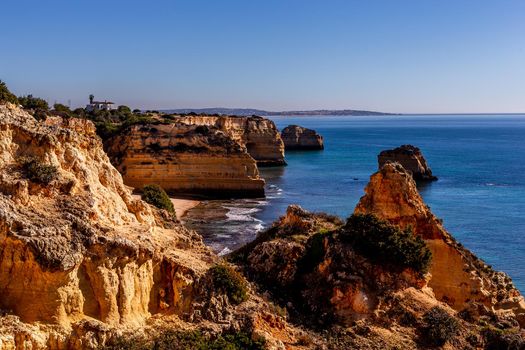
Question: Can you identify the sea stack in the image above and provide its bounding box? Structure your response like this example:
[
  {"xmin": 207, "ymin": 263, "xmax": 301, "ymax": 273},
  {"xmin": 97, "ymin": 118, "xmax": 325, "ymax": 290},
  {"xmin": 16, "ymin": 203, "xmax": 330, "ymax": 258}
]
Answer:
[
  {"xmin": 281, "ymin": 125, "xmax": 324, "ymax": 150},
  {"xmin": 378, "ymin": 144, "xmax": 437, "ymax": 181}
]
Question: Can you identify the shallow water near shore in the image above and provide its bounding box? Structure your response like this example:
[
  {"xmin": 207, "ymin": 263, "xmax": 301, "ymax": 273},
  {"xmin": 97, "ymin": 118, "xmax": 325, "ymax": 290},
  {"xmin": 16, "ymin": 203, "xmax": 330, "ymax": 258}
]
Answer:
[{"xmin": 184, "ymin": 114, "xmax": 525, "ymax": 292}]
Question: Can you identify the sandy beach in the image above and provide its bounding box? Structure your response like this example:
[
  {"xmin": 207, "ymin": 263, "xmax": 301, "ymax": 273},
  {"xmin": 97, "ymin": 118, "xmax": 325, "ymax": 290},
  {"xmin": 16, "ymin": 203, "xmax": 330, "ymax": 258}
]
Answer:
[
  {"xmin": 170, "ymin": 198, "xmax": 200, "ymax": 220},
  {"xmin": 132, "ymin": 194, "xmax": 200, "ymax": 220}
]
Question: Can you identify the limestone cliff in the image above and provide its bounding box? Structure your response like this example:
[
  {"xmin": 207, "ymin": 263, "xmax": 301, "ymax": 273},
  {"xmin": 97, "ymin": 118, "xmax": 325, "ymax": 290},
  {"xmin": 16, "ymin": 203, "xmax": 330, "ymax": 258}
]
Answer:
[
  {"xmin": 378, "ymin": 145, "xmax": 437, "ymax": 181},
  {"xmin": 176, "ymin": 115, "xmax": 286, "ymax": 166},
  {"xmin": 106, "ymin": 123, "xmax": 265, "ymax": 198},
  {"xmin": 355, "ymin": 162, "xmax": 525, "ymax": 325},
  {"xmin": 0, "ymin": 104, "xmax": 305, "ymax": 349},
  {"xmin": 281, "ymin": 125, "xmax": 324, "ymax": 150}
]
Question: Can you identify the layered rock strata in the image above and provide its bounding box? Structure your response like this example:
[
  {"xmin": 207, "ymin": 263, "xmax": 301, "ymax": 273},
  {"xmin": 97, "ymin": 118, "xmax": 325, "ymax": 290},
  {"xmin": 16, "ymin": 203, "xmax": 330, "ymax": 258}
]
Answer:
[
  {"xmin": 355, "ymin": 162, "xmax": 525, "ymax": 325},
  {"xmin": 281, "ymin": 125, "xmax": 324, "ymax": 150},
  {"xmin": 176, "ymin": 115, "xmax": 286, "ymax": 166},
  {"xmin": 378, "ymin": 144, "xmax": 437, "ymax": 181},
  {"xmin": 106, "ymin": 123, "xmax": 265, "ymax": 198},
  {"xmin": 0, "ymin": 104, "xmax": 303, "ymax": 349}
]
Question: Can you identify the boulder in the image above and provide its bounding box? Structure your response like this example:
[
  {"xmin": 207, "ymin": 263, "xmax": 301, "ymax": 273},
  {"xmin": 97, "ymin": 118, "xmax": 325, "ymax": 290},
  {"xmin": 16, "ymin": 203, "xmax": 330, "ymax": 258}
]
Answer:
[{"xmin": 281, "ymin": 125, "xmax": 324, "ymax": 150}]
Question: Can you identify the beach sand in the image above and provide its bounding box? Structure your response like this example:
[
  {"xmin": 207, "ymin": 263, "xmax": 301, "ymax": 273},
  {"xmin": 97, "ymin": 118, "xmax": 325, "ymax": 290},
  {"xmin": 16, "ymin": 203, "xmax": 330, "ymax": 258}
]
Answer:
[
  {"xmin": 170, "ymin": 198, "xmax": 201, "ymax": 220},
  {"xmin": 132, "ymin": 195, "xmax": 200, "ymax": 220}
]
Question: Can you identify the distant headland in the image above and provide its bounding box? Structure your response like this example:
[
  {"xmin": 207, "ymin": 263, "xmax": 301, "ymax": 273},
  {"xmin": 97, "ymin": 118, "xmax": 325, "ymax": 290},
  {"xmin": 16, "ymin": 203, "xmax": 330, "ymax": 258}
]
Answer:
[{"xmin": 162, "ymin": 107, "xmax": 397, "ymax": 116}]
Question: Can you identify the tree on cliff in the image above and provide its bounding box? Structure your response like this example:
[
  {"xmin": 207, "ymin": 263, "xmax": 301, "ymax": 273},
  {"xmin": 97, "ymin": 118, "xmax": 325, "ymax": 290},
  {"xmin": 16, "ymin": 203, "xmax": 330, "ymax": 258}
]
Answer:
[
  {"xmin": 0, "ymin": 80, "xmax": 19, "ymax": 104},
  {"xmin": 18, "ymin": 94, "xmax": 49, "ymax": 111}
]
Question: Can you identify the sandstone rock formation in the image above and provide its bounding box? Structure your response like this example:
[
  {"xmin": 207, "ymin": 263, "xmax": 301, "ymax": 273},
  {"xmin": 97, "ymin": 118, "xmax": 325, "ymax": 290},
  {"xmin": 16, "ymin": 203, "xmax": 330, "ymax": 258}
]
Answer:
[
  {"xmin": 355, "ymin": 162, "xmax": 525, "ymax": 325},
  {"xmin": 378, "ymin": 144, "xmax": 437, "ymax": 181},
  {"xmin": 232, "ymin": 164, "xmax": 525, "ymax": 348},
  {"xmin": 176, "ymin": 115, "xmax": 286, "ymax": 166},
  {"xmin": 106, "ymin": 123, "xmax": 265, "ymax": 198},
  {"xmin": 281, "ymin": 125, "xmax": 324, "ymax": 150},
  {"xmin": 0, "ymin": 104, "xmax": 305, "ymax": 349}
]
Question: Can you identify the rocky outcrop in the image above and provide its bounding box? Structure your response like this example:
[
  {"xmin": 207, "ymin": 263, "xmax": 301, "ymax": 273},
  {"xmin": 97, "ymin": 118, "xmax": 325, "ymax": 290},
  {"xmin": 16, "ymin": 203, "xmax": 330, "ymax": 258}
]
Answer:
[
  {"xmin": 106, "ymin": 123, "xmax": 265, "ymax": 198},
  {"xmin": 355, "ymin": 162, "xmax": 525, "ymax": 325},
  {"xmin": 232, "ymin": 164, "xmax": 525, "ymax": 347},
  {"xmin": 281, "ymin": 125, "xmax": 324, "ymax": 150},
  {"xmin": 0, "ymin": 104, "xmax": 305, "ymax": 349},
  {"xmin": 176, "ymin": 115, "xmax": 286, "ymax": 166},
  {"xmin": 233, "ymin": 205, "xmax": 432, "ymax": 325},
  {"xmin": 378, "ymin": 145, "xmax": 437, "ymax": 181}
]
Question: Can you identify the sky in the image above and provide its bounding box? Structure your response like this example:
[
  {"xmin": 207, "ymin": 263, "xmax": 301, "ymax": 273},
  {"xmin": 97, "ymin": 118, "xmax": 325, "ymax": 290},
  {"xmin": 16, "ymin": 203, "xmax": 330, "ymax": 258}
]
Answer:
[{"xmin": 1, "ymin": 0, "xmax": 524, "ymax": 113}]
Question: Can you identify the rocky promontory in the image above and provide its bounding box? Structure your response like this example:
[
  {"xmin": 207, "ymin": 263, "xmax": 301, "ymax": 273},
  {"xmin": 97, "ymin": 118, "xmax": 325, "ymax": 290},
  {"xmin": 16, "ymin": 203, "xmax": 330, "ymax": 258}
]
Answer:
[
  {"xmin": 106, "ymin": 123, "xmax": 265, "ymax": 198},
  {"xmin": 355, "ymin": 162, "xmax": 525, "ymax": 324},
  {"xmin": 232, "ymin": 162, "xmax": 525, "ymax": 348},
  {"xmin": 378, "ymin": 144, "xmax": 437, "ymax": 181},
  {"xmin": 0, "ymin": 103, "xmax": 308, "ymax": 349},
  {"xmin": 280, "ymin": 125, "xmax": 324, "ymax": 150},
  {"xmin": 176, "ymin": 115, "xmax": 286, "ymax": 166}
]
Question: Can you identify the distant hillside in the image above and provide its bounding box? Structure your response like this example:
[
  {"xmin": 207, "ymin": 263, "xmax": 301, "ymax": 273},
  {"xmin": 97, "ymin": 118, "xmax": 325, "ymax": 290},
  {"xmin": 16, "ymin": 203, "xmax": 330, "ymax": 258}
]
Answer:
[{"xmin": 161, "ymin": 108, "xmax": 396, "ymax": 116}]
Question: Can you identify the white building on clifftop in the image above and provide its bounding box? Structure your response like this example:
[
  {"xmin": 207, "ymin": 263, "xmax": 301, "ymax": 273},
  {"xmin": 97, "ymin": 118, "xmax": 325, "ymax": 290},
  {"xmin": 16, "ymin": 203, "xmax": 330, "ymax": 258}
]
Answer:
[{"xmin": 86, "ymin": 95, "xmax": 115, "ymax": 112}]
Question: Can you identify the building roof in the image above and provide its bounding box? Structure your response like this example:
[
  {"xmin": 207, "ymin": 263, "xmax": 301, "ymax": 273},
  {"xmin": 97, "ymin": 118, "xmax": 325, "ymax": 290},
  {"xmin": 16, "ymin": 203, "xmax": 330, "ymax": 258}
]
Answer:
[{"xmin": 91, "ymin": 101, "xmax": 115, "ymax": 105}]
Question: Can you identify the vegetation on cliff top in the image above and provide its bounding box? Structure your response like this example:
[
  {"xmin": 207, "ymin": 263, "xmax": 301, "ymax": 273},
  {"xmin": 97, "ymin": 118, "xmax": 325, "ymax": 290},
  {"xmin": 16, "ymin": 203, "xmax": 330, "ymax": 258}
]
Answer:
[
  {"xmin": 341, "ymin": 214, "xmax": 432, "ymax": 274},
  {"xmin": 141, "ymin": 184, "xmax": 175, "ymax": 214},
  {"xmin": 422, "ymin": 307, "xmax": 459, "ymax": 346},
  {"xmin": 0, "ymin": 80, "xmax": 19, "ymax": 104}
]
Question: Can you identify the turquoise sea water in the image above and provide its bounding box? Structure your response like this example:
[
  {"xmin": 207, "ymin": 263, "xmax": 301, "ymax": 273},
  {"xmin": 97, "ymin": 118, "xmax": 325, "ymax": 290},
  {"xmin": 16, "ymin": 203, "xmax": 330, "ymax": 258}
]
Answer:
[{"xmin": 185, "ymin": 115, "xmax": 525, "ymax": 292}]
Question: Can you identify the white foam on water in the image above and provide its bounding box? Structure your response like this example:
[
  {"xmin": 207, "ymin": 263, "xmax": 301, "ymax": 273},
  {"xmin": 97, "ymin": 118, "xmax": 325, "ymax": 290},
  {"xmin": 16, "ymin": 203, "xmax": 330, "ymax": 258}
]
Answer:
[
  {"xmin": 224, "ymin": 206, "xmax": 261, "ymax": 222},
  {"xmin": 218, "ymin": 246, "xmax": 232, "ymax": 256}
]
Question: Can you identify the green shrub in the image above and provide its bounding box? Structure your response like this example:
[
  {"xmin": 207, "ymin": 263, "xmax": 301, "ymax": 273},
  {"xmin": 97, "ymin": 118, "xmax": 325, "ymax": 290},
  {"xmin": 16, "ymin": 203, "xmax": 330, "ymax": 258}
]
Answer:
[
  {"xmin": 0, "ymin": 80, "xmax": 19, "ymax": 104},
  {"xmin": 141, "ymin": 184, "xmax": 175, "ymax": 214},
  {"xmin": 102, "ymin": 329, "xmax": 266, "ymax": 350},
  {"xmin": 483, "ymin": 326, "xmax": 525, "ymax": 350},
  {"xmin": 21, "ymin": 157, "xmax": 58, "ymax": 184},
  {"xmin": 422, "ymin": 307, "xmax": 459, "ymax": 346},
  {"xmin": 341, "ymin": 214, "xmax": 432, "ymax": 274},
  {"xmin": 210, "ymin": 264, "xmax": 248, "ymax": 305}
]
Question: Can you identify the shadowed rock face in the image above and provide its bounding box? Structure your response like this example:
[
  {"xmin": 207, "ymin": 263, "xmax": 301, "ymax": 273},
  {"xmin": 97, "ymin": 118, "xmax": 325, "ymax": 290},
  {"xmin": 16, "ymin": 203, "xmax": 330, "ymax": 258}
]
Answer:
[
  {"xmin": 106, "ymin": 123, "xmax": 265, "ymax": 198},
  {"xmin": 378, "ymin": 145, "xmax": 437, "ymax": 181},
  {"xmin": 175, "ymin": 115, "xmax": 286, "ymax": 166},
  {"xmin": 281, "ymin": 125, "xmax": 324, "ymax": 150},
  {"xmin": 355, "ymin": 162, "xmax": 525, "ymax": 326}
]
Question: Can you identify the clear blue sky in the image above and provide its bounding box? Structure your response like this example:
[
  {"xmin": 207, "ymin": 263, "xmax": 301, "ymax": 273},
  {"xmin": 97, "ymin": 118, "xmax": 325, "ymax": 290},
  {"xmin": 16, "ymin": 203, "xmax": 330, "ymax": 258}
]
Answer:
[{"xmin": 1, "ymin": 0, "xmax": 524, "ymax": 113}]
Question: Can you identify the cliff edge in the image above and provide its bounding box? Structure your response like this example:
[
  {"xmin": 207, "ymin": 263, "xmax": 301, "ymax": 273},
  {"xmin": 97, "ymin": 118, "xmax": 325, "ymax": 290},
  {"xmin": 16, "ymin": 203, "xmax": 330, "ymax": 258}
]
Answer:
[
  {"xmin": 106, "ymin": 123, "xmax": 265, "ymax": 198},
  {"xmin": 177, "ymin": 115, "xmax": 286, "ymax": 166}
]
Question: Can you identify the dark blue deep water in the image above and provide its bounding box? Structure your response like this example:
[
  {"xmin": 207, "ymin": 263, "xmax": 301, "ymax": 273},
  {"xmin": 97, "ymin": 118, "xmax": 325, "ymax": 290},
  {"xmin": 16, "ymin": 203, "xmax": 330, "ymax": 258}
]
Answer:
[{"xmin": 185, "ymin": 115, "xmax": 525, "ymax": 292}]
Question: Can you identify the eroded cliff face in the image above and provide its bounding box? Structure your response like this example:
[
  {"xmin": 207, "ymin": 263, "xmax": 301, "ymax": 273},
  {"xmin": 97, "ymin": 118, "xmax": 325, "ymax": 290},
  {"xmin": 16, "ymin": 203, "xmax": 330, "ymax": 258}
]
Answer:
[
  {"xmin": 355, "ymin": 162, "xmax": 525, "ymax": 325},
  {"xmin": 0, "ymin": 104, "xmax": 307, "ymax": 349},
  {"xmin": 378, "ymin": 145, "xmax": 437, "ymax": 181},
  {"xmin": 281, "ymin": 125, "xmax": 324, "ymax": 150},
  {"xmin": 176, "ymin": 115, "xmax": 286, "ymax": 166},
  {"xmin": 0, "ymin": 104, "xmax": 211, "ymax": 329},
  {"xmin": 106, "ymin": 123, "xmax": 265, "ymax": 198}
]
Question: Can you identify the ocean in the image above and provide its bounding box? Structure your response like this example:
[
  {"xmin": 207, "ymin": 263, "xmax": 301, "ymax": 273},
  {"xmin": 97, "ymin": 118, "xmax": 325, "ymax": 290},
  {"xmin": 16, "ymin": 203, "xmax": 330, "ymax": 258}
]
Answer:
[{"xmin": 183, "ymin": 114, "xmax": 525, "ymax": 292}]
